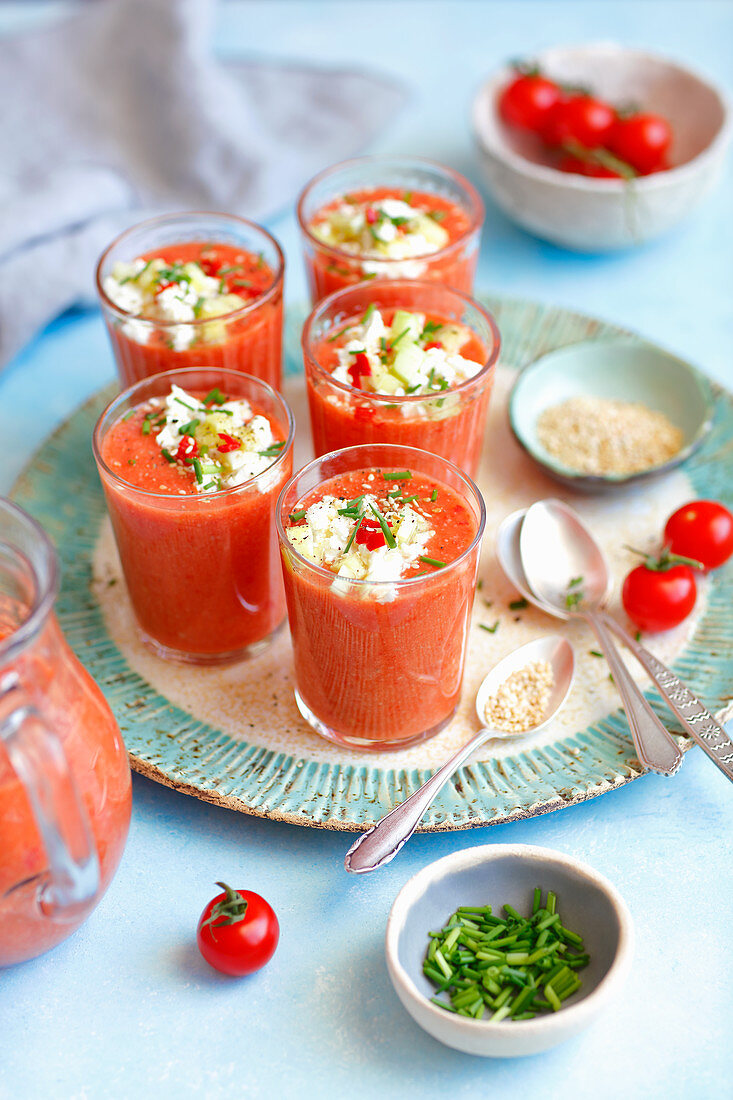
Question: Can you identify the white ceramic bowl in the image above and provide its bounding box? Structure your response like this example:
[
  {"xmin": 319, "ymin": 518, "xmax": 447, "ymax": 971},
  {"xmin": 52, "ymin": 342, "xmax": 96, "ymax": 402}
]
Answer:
[
  {"xmin": 472, "ymin": 42, "xmax": 731, "ymax": 251},
  {"xmin": 385, "ymin": 844, "xmax": 634, "ymax": 1057}
]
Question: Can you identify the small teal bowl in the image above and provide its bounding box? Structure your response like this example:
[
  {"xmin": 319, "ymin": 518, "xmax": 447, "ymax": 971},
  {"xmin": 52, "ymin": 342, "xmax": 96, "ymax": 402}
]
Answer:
[{"xmin": 509, "ymin": 340, "xmax": 714, "ymax": 492}]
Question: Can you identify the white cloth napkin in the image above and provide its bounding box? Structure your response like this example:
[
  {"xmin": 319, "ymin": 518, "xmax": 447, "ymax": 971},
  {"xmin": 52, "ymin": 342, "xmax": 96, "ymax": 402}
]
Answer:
[{"xmin": 0, "ymin": 0, "xmax": 407, "ymax": 368}]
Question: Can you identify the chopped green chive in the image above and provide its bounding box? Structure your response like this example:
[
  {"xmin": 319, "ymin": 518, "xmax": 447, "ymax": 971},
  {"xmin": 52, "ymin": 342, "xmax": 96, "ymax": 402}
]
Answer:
[
  {"xmin": 509, "ymin": 597, "xmax": 528, "ymax": 611},
  {"xmin": 588, "ymin": 649, "xmax": 603, "ymax": 658},
  {"xmin": 390, "ymin": 327, "xmax": 411, "ymax": 348},
  {"xmin": 480, "ymin": 621, "xmax": 500, "ymax": 633},
  {"xmin": 431, "ymin": 488, "xmax": 438, "ymax": 502},
  {"xmin": 327, "ymin": 324, "xmax": 350, "ymax": 343},
  {"xmin": 142, "ymin": 419, "xmax": 152, "ymax": 435},
  {"xmin": 203, "ymin": 387, "xmax": 227, "ymax": 406},
  {"xmin": 427, "ymin": 209, "xmax": 446, "ymax": 222},
  {"xmin": 122, "ymin": 409, "xmax": 135, "ymax": 422},
  {"xmin": 402, "ymin": 190, "xmax": 413, "ymax": 203},
  {"xmin": 178, "ymin": 418, "xmax": 200, "ymax": 436},
  {"xmin": 160, "ymin": 448, "xmax": 175, "ymax": 463},
  {"xmin": 192, "ymin": 458, "xmax": 203, "ymax": 484},
  {"xmin": 568, "ymin": 576, "xmax": 583, "ymax": 588},
  {"xmin": 259, "ymin": 441, "xmax": 286, "ymax": 458},
  {"xmin": 289, "ymin": 509, "xmax": 307, "ymax": 523},
  {"xmin": 361, "ymin": 302, "xmax": 375, "ymax": 325},
  {"xmin": 343, "ymin": 514, "xmax": 364, "ymax": 554},
  {"xmin": 419, "ymin": 556, "xmax": 446, "ymax": 568},
  {"xmin": 381, "ymin": 470, "xmax": 412, "ymax": 480}
]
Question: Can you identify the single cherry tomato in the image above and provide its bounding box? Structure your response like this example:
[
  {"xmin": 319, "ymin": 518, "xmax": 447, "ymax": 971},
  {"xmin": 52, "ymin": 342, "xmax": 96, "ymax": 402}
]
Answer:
[
  {"xmin": 197, "ymin": 883, "xmax": 279, "ymax": 977},
  {"xmin": 542, "ymin": 94, "xmax": 615, "ymax": 149},
  {"xmin": 621, "ymin": 548, "xmax": 702, "ymax": 632},
  {"xmin": 664, "ymin": 501, "xmax": 733, "ymax": 572},
  {"xmin": 498, "ymin": 73, "xmax": 562, "ymax": 133},
  {"xmin": 609, "ymin": 113, "xmax": 672, "ymax": 174}
]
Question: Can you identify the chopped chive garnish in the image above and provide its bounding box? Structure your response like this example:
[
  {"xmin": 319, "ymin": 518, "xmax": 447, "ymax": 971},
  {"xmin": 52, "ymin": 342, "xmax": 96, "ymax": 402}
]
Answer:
[
  {"xmin": 400, "ymin": 494, "xmax": 419, "ymax": 503},
  {"xmin": 419, "ymin": 556, "xmax": 446, "ymax": 568},
  {"xmin": 289, "ymin": 509, "xmax": 307, "ymax": 523},
  {"xmin": 390, "ymin": 327, "xmax": 411, "ymax": 348},
  {"xmin": 122, "ymin": 409, "xmax": 135, "ymax": 421},
  {"xmin": 369, "ymin": 504, "xmax": 396, "ymax": 549},
  {"xmin": 142, "ymin": 419, "xmax": 152, "ymax": 435},
  {"xmin": 178, "ymin": 418, "xmax": 200, "ymax": 436},
  {"xmin": 479, "ymin": 621, "xmax": 500, "ymax": 633},
  {"xmin": 403, "ymin": 190, "xmax": 413, "ymax": 203},
  {"xmin": 192, "ymin": 458, "xmax": 203, "ymax": 484},
  {"xmin": 381, "ymin": 470, "xmax": 412, "ymax": 480},
  {"xmin": 635, "ymin": 630, "xmax": 642, "ymax": 641},
  {"xmin": 427, "ymin": 209, "xmax": 446, "ymax": 222},
  {"xmin": 509, "ymin": 597, "xmax": 528, "ymax": 611},
  {"xmin": 327, "ymin": 324, "xmax": 350, "ymax": 343},
  {"xmin": 362, "ymin": 302, "xmax": 375, "ymax": 325},
  {"xmin": 423, "ymin": 889, "xmax": 588, "ymax": 1020},
  {"xmin": 203, "ymin": 481, "xmax": 219, "ymax": 491},
  {"xmin": 431, "ymin": 488, "xmax": 438, "ymax": 502},
  {"xmin": 343, "ymin": 514, "xmax": 364, "ymax": 554},
  {"xmin": 161, "ymin": 448, "xmax": 175, "ymax": 463},
  {"xmin": 589, "ymin": 649, "xmax": 604, "ymax": 658},
  {"xmin": 203, "ymin": 387, "xmax": 227, "ymax": 405},
  {"xmin": 259, "ymin": 441, "xmax": 286, "ymax": 458},
  {"xmin": 568, "ymin": 576, "xmax": 583, "ymax": 588}
]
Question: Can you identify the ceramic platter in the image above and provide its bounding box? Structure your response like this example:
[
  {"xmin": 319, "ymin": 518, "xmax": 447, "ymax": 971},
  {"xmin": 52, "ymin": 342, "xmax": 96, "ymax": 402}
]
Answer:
[{"xmin": 11, "ymin": 297, "xmax": 733, "ymax": 832}]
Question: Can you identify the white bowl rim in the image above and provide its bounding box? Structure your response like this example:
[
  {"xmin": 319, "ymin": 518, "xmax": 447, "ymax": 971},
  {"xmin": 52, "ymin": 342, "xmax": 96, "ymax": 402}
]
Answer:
[
  {"xmin": 472, "ymin": 41, "xmax": 733, "ymax": 192},
  {"xmin": 385, "ymin": 843, "xmax": 635, "ymax": 1037}
]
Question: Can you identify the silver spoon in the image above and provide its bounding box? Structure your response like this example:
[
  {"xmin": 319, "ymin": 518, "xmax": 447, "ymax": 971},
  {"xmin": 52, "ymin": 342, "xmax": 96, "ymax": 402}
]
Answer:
[
  {"xmin": 344, "ymin": 635, "xmax": 574, "ymax": 874},
  {"xmin": 498, "ymin": 503, "xmax": 733, "ymax": 784},
  {"xmin": 519, "ymin": 499, "xmax": 682, "ymax": 776}
]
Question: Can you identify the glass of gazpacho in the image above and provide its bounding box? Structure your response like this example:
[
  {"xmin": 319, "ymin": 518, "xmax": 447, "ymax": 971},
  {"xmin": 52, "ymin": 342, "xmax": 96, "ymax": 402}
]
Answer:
[
  {"xmin": 93, "ymin": 367, "xmax": 295, "ymax": 665},
  {"xmin": 96, "ymin": 212, "xmax": 285, "ymax": 390},
  {"xmin": 297, "ymin": 156, "xmax": 484, "ymax": 304},
  {"xmin": 277, "ymin": 443, "xmax": 485, "ymax": 750},
  {"xmin": 302, "ymin": 280, "xmax": 500, "ymax": 477},
  {"xmin": 0, "ymin": 498, "xmax": 131, "ymax": 966}
]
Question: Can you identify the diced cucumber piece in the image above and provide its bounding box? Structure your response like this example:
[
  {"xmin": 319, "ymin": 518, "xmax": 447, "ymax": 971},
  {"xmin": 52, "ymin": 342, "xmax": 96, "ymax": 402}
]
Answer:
[
  {"xmin": 430, "ymin": 323, "xmax": 467, "ymax": 355},
  {"xmin": 391, "ymin": 341, "xmax": 426, "ymax": 387},
  {"xmin": 389, "ymin": 310, "xmax": 425, "ymax": 344}
]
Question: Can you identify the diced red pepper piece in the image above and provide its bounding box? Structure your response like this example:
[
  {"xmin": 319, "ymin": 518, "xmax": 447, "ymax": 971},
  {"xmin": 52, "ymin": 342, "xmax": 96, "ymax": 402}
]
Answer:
[
  {"xmin": 355, "ymin": 517, "xmax": 387, "ymax": 551},
  {"xmin": 365, "ymin": 207, "xmax": 378, "ymax": 225},
  {"xmin": 199, "ymin": 258, "xmax": 222, "ymax": 278},
  {"xmin": 424, "ymin": 341, "xmax": 444, "ymax": 351},
  {"xmin": 175, "ymin": 434, "xmax": 199, "ymax": 462},
  {"xmin": 348, "ymin": 351, "xmax": 372, "ymax": 388},
  {"xmin": 155, "ymin": 280, "xmax": 174, "ymax": 295},
  {"xmin": 217, "ymin": 432, "xmax": 242, "ymax": 453}
]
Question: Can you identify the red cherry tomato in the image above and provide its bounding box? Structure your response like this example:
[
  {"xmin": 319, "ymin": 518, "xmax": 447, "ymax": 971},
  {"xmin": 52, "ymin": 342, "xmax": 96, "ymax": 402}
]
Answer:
[
  {"xmin": 542, "ymin": 94, "xmax": 615, "ymax": 149},
  {"xmin": 498, "ymin": 73, "xmax": 562, "ymax": 133},
  {"xmin": 622, "ymin": 556, "xmax": 698, "ymax": 633},
  {"xmin": 609, "ymin": 113, "xmax": 672, "ymax": 174},
  {"xmin": 664, "ymin": 501, "xmax": 733, "ymax": 572},
  {"xmin": 197, "ymin": 883, "xmax": 279, "ymax": 976}
]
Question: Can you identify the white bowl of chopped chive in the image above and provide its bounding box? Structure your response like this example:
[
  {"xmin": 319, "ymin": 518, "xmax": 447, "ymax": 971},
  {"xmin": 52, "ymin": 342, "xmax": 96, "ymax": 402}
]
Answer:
[
  {"xmin": 509, "ymin": 339, "xmax": 714, "ymax": 493},
  {"xmin": 472, "ymin": 43, "xmax": 731, "ymax": 251},
  {"xmin": 385, "ymin": 844, "xmax": 633, "ymax": 1057}
]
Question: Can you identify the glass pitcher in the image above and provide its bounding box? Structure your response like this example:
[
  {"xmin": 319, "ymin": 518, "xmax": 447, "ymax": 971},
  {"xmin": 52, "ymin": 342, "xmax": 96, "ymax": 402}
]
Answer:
[{"xmin": 0, "ymin": 498, "xmax": 132, "ymax": 966}]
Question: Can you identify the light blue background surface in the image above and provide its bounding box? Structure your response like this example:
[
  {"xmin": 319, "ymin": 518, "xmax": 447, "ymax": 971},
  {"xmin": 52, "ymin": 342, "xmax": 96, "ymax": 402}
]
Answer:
[{"xmin": 1, "ymin": 2, "xmax": 732, "ymax": 1097}]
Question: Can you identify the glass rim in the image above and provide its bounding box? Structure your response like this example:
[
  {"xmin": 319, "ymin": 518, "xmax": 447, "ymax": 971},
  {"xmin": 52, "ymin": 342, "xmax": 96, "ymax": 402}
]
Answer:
[
  {"xmin": 296, "ymin": 154, "xmax": 485, "ymax": 267},
  {"xmin": 275, "ymin": 442, "xmax": 486, "ymax": 587},
  {"xmin": 301, "ymin": 278, "xmax": 501, "ymax": 404},
  {"xmin": 92, "ymin": 366, "xmax": 295, "ymax": 502},
  {"xmin": 94, "ymin": 210, "xmax": 285, "ymax": 327},
  {"xmin": 0, "ymin": 498, "xmax": 59, "ymax": 664}
]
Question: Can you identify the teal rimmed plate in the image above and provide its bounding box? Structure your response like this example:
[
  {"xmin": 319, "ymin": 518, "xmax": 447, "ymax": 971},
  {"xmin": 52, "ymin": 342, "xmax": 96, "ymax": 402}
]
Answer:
[{"xmin": 10, "ymin": 297, "xmax": 733, "ymax": 831}]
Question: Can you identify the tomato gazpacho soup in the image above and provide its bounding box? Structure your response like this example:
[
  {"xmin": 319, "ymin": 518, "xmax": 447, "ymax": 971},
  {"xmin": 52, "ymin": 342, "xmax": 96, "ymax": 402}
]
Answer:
[
  {"xmin": 278, "ymin": 446, "xmax": 485, "ymax": 749},
  {"xmin": 303, "ymin": 281, "xmax": 500, "ymax": 476},
  {"xmin": 97, "ymin": 213, "xmax": 284, "ymax": 390},
  {"xmin": 0, "ymin": 500, "xmax": 131, "ymax": 966},
  {"xmin": 297, "ymin": 157, "xmax": 483, "ymax": 304},
  {"xmin": 94, "ymin": 368, "xmax": 294, "ymax": 664}
]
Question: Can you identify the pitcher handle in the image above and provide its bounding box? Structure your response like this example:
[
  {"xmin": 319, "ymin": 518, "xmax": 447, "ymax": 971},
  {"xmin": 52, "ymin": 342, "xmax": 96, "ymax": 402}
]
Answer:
[{"xmin": 0, "ymin": 674, "xmax": 99, "ymax": 918}]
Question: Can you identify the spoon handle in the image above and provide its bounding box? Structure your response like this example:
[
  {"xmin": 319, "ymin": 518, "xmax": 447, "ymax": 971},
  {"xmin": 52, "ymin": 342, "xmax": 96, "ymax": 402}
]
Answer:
[
  {"xmin": 344, "ymin": 727, "xmax": 494, "ymax": 874},
  {"xmin": 586, "ymin": 612, "xmax": 683, "ymax": 776},
  {"xmin": 601, "ymin": 613, "xmax": 733, "ymax": 785}
]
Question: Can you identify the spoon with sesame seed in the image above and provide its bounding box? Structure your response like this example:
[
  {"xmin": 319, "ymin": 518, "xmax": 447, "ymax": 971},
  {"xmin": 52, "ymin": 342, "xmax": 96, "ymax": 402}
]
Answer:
[{"xmin": 344, "ymin": 635, "xmax": 574, "ymax": 874}]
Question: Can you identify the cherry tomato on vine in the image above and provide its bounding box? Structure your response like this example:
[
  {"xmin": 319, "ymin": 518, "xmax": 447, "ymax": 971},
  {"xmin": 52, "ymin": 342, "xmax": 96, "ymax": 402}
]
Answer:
[
  {"xmin": 498, "ymin": 73, "xmax": 562, "ymax": 133},
  {"xmin": 197, "ymin": 883, "xmax": 279, "ymax": 976},
  {"xmin": 664, "ymin": 500, "xmax": 733, "ymax": 572},
  {"xmin": 609, "ymin": 113, "xmax": 672, "ymax": 174},
  {"xmin": 621, "ymin": 548, "xmax": 702, "ymax": 633},
  {"xmin": 542, "ymin": 94, "xmax": 615, "ymax": 149}
]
